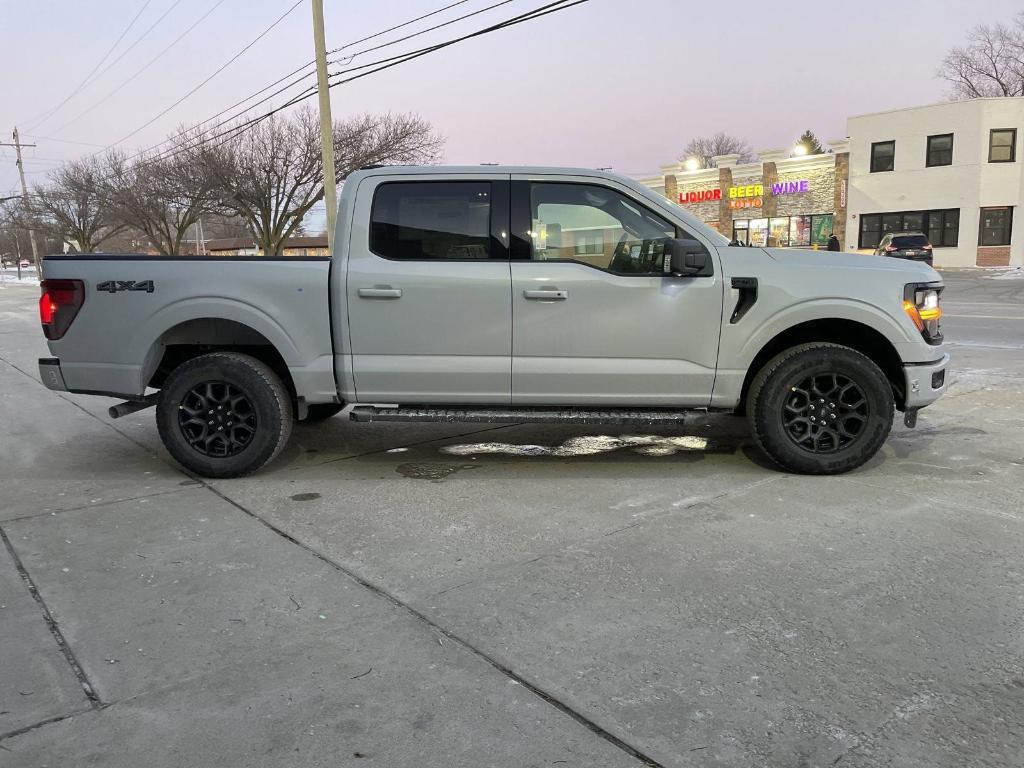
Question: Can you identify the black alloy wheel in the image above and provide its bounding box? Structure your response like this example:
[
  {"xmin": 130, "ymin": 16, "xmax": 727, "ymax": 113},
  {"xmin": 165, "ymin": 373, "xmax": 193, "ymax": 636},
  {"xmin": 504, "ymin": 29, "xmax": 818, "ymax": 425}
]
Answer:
[
  {"xmin": 156, "ymin": 352, "xmax": 292, "ymax": 478},
  {"xmin": 177, "ymin": 381, "xmax": 258, "ymax": 458},
  {"xmin": 747, "ymin": 343, "xmax": 894, "ymax": 475},
  {"xmin": 780, "ymin": 373, "xmax": 868, "ymax": 453}
]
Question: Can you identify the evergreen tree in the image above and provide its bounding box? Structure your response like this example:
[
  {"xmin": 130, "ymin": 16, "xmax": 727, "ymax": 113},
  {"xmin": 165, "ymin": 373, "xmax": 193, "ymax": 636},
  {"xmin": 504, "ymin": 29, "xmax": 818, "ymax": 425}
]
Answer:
[{"xmin": 796, "ymin": 130, "xmax": 825, "ymax": 155}]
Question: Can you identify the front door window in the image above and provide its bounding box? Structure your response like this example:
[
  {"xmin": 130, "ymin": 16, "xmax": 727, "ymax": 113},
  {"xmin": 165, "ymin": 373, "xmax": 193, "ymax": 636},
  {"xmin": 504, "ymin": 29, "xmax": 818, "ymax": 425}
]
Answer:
[{"xmin": 528, "ymin": 183, "xmax": 681, "ymax": 274}]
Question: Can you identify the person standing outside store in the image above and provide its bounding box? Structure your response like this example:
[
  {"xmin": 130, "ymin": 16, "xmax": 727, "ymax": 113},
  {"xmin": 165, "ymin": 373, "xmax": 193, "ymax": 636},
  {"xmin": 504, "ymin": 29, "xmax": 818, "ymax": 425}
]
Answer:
[{"xmin": 827, "ymin": 233, "xmax": 841, "ymax": 252}]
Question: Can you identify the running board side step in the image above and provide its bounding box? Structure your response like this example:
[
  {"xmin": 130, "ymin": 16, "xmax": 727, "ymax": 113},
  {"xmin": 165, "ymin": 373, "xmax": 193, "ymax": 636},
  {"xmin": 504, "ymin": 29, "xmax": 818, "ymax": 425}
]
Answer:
[{"xmin": 349, "ymin": 406, "xmax": 693, "ymax": 425}]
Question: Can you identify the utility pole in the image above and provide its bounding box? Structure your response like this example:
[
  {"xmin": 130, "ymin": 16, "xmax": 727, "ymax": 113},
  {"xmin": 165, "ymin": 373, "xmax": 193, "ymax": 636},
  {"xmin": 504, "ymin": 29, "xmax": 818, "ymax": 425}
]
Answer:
[
  {"xmin": 1, "ymin": 128, "xmax": 42, "ymax": 274},
  {"xmin": 311, "ymin": 0, "xmax": 338, "ymax": 253}
]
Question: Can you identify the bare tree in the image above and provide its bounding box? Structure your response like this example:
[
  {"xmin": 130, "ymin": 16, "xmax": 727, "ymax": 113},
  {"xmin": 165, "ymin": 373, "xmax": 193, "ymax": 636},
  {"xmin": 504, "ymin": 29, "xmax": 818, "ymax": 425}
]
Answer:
[
  {"xmin": 938, "ymin": 12, "xmax": 1024, "ymax": 98},
  {"xmin": 682, "ymin": 132, "xmax": 756, "ymax": 168},
  {"xmin": 214, "ymin": 107, "xmax": 442, "ymax": 255},
  {"xmin": 100, "ymin": 129, "xmax": 228, "ymax": 254},
  {"xmin": 30, "ymin": 157, "xmax": 125, "ymax": 253}
]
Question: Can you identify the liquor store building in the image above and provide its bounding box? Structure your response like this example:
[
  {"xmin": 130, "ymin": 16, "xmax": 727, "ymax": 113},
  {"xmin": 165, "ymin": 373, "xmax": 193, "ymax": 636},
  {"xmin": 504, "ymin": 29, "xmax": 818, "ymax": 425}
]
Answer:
[{"xmin": 639, "ymin": 140, "xmax": 850, "ymax": 249}]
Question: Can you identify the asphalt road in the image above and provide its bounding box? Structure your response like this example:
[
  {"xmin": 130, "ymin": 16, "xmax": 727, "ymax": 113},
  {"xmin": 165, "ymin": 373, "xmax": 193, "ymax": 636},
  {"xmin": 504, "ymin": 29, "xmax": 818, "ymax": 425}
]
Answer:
[{"xmin": 1, "ymin": 269, "xmax": 1022, "ymax": 768}]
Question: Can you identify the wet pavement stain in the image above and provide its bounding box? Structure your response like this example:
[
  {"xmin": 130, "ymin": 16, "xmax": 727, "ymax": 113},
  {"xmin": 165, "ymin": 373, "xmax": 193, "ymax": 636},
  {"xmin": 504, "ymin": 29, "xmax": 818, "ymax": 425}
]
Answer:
[
  {"xmin": 396, "ymin": 462, "xmax": 480, "ymax": 481},
  {"xmin": 290, "ymin": 492, "xmax": 322, "ymax": 501}
]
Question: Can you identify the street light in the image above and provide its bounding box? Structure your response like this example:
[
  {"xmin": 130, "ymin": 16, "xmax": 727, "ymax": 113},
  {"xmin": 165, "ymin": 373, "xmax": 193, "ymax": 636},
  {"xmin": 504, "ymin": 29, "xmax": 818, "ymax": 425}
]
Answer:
[{"xmin": 683, "ymin": 157, "xmax": 701, "ymax": 171}]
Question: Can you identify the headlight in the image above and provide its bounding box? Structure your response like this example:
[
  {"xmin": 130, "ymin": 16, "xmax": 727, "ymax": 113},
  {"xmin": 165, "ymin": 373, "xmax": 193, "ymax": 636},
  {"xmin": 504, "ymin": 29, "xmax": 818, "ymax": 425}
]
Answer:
[{"xmin": 903, "ymin": 283, "xmax": 943, "ymax": 344}]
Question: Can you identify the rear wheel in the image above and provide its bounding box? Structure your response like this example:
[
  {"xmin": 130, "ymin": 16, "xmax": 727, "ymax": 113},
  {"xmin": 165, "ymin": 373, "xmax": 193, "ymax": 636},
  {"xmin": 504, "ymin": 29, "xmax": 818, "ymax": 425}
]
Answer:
[
  {"xmin": 748, "ymin": 343, "xmax": 894, "ymax": 474},
  {"xmin": 156, "ymin": 352, "xmax": 292, "ymax": 478}
]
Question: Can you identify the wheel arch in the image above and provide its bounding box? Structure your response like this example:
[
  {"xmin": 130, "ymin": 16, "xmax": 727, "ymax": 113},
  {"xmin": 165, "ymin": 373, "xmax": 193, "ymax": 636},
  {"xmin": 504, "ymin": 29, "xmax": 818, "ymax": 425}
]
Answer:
[
  {"xmin": 737, "ymin": 318, "xmax": 907, "ymax": 414},
  {"xmin": 143, "ymin": 317, "xmax": 297, "ymax": 409}
]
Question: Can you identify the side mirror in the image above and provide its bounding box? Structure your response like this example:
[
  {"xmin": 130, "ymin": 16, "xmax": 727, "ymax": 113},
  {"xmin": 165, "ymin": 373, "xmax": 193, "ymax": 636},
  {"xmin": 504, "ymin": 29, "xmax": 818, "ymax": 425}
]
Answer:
[{"xmin": 664, "ymin": 238, "xmax": 711, "ymax": 277}]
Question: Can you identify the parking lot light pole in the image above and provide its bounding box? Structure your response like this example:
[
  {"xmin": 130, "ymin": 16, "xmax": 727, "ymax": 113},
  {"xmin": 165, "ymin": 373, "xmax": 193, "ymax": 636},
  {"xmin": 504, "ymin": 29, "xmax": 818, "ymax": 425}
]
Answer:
[{"xmin": 311, "ymin": 0, "xmax": 338, "ymax": 254}]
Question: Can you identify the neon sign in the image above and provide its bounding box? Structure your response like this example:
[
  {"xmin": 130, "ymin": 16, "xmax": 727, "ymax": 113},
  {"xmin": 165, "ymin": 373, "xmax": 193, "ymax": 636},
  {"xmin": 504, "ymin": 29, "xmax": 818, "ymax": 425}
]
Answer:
[
  {"xmin": 771, "ymin": 180, "xmax": 810, "ymax": 195},
  {"xmin": 679, "ymin": 189, "xmax": 721, "ymax": 204},
  {"xmin": 678, "ymin": 179, "xmax": 811, "ymax": 206}
]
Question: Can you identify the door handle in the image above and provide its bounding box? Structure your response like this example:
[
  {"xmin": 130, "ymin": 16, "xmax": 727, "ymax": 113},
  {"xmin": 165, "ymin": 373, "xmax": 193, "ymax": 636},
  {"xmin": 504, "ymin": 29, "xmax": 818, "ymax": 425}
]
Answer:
[
  {"xmin": 358, "ymin": 287, "xmax": 402, "ymax": 299},
  {"xmin": 523, "ymin": 289, "xmax": 568, "ymax": 300}
]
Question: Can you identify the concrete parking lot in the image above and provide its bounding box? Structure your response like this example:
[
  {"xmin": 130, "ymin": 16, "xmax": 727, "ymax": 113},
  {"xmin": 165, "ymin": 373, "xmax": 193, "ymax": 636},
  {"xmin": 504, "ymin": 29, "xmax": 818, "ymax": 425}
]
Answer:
[{"xmin": 1, "ymin": 269, "xmax": 1022, "ymax": 767}]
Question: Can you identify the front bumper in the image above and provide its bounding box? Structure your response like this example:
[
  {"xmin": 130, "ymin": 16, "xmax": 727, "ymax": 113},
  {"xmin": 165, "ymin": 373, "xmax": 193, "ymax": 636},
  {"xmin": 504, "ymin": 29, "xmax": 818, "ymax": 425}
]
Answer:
[
  {"xmin": 902, "ymin": 352, "xmax": 950, "ymax": 410},
  {"xmin": 39, "ymin": 357, "xmax": 68, "ymax": 392}
]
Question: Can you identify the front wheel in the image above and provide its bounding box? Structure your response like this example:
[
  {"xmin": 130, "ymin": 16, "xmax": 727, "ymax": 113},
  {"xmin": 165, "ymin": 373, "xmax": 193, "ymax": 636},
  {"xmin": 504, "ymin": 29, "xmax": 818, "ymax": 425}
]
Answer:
[
  {"xmin": 156, "ymin": 352, "xmax": 293, "ymax": 478},
  {"xmin": 748, "ymin": 343, "xmax": 894, "ymax": 475}
]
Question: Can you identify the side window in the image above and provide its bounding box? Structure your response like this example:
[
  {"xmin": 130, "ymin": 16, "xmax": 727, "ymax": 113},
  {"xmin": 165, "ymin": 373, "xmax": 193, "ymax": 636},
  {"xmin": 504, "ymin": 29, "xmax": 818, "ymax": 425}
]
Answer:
[
  {"xmin": 529, "ymin": 183, "xmax": 682, "ymax": 274},
  {"xmin": 370, "ymin": 182, "xmax": 492, "ymax": 260}
]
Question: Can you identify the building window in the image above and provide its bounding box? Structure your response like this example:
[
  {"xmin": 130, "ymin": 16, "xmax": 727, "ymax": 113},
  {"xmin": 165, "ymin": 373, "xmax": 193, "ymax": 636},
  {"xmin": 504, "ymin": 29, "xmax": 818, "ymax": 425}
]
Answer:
[
  {"xmin": 926, "ymin": 133, "xmax": 953, "ymax": 167},
  {"xmin": 989, "ymin": 129, "xmax": 1017, "ymax": 163},
  {"xmin": 732, "ymin": 220, "xmax": 749, "ymax": 245},
  {"xmin": 858, "ymin": 209, "xmax": 959, "ymax": 249},
  {"xmin": 810, "ymin": 214, "xmax": 833, "ymax": 246},
  {"xmin": 979, "ymin": 207, "xmax": 1013, "ymax": 246},
  {"xmin": 370, "ymin": 182, "xmax": 492, "ymax": 260},
  {"xmin": 870, "ymin": 141, "xmax": 895, "ymax": 172},
  {"xmin": 574, "ymin": 232, "xmax": 604, "ymax": 255},
  {"xmin": 768, "ymin": 217, "xmax": 789, "ymax": 247},
  {"xmin": 790, "ymin": 216, "xmax": 811, "ymax": 247}
]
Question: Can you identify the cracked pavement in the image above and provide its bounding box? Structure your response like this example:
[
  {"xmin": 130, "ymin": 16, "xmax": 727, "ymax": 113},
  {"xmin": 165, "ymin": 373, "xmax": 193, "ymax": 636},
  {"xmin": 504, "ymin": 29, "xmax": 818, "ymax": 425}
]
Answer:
[{"xmin": 1, "ymin": 270, "xmax": 1022, "ymax": 767}]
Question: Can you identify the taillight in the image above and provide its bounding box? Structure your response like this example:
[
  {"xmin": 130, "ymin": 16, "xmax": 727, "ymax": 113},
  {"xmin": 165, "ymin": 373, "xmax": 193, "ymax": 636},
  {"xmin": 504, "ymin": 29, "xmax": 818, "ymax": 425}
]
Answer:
[
  {"xmin": 922, "ymin": 243, "xmax": 933, "ymax": 250},
  {"xmin": 903, "ymin": 283, "xmax": 943, "ymax": 345},
  {"xmin": 39, "ymin": 279, "xmax": 85, "ymax": 340},
  {"xmin": 884, "ymin": 244, "xmax": 897, "ymax": 252}
]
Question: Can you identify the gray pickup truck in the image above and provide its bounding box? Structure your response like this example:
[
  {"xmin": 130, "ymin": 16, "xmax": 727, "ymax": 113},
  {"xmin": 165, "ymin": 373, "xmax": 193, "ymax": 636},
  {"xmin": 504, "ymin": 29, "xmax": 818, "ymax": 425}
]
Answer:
[{"xmin": 37, "ymin": 166, "xmax": 949, "ymax": 477}]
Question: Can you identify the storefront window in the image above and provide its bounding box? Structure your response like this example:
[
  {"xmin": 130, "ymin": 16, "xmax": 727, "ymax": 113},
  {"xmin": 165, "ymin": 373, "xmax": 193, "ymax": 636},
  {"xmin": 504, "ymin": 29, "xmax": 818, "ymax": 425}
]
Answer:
[
  {"xmin": 811, "ymin": 214, "xmax": 833, "ymax": 246},
  {"xmin": 768, "ymin": 218, "xmax": 790, "ymax": 247},
  {"xmin": 790, "ymin": 216, "xmax": 811, "ymax": 247},
  {"xmin": 732, "ymin": 221, "xmax": 749, "ymax": 245},
  {"xmin": 748, "ymin": 218, "xmax": 768, "ymax": 247}
]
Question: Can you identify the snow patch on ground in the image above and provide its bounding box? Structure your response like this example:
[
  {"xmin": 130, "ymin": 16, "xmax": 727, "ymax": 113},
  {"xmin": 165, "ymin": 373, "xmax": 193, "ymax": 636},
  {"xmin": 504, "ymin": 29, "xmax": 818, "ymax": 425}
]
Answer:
[
  {"xmin": 0, "ymin": 268, "xmax": 40, "ymax": 286},
  {"xmin": 984, "ymin": 266, "xmax": 1024, "ymax": 280}
]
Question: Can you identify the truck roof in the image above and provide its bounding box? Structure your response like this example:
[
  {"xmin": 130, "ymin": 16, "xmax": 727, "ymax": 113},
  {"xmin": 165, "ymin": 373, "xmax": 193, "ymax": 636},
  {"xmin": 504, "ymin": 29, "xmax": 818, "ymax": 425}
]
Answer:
[{"xmin": 349, "ymin": 164, "xmax": 635, "ymax": 182}]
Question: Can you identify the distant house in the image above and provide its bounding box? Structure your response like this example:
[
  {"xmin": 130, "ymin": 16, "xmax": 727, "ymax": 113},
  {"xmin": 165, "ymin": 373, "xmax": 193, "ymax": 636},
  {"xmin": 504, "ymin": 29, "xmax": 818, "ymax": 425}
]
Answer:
[{"xmin": 204, "ymin": 236, "xmax": 329, "ymax": 257}]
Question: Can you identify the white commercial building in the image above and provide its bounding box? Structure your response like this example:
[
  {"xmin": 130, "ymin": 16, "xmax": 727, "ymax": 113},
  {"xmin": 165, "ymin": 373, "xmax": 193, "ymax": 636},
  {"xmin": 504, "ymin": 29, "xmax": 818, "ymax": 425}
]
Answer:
[{"xmin": 846, "ymin": 97, "xmax": 1023, "ymax": 267}]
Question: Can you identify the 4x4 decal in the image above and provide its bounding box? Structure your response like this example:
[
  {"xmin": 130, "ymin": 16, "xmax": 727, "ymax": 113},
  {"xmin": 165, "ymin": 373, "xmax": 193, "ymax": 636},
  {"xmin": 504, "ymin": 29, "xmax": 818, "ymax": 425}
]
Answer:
[{"xmin": 96, "ymin": 280, "xmax": 155, "ymax": 294}]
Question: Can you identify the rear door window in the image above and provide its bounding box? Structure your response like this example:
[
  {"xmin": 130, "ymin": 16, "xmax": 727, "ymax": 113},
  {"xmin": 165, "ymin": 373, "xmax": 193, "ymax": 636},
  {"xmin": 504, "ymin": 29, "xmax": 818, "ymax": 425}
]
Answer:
[{"xmin": 370, "ymin": 182, "xmax": 494, "ymax": 260}]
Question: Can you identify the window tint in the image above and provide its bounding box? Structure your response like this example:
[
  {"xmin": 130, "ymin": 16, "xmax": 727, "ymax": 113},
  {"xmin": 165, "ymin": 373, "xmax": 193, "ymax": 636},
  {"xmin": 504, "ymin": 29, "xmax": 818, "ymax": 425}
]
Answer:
[
  {"xmin": 370, "ymin": 182, "xmax": 492, "ymax": 260},
  {"xmin": 891, "ymin": 234, "xmax": 929, "ymax": 248},
  {"xmin": 870, "ymin": 141, "xmax": 895, "ymax": 172},
  {"xmin": 979, "ymin": 207, "xmax": 1013, "ymax": 246},
  {"xmin": 989, "ymin": 129, "xmax": 1017, "ymax": 163},
  {"xmin": 926, "ymin": 134, "xmax": 953, "ymax": 167},
  {"xmin": 529, "ymin": 183, "xmax": 681, "ymax": 274}
]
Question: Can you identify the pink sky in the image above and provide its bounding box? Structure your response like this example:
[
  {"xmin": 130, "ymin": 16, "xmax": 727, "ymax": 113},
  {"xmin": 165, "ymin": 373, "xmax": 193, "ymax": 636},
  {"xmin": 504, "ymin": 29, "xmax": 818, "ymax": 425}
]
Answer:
[{"xmin": 2, "ymin": 0, "xmax": 1020, "ymax": 200}]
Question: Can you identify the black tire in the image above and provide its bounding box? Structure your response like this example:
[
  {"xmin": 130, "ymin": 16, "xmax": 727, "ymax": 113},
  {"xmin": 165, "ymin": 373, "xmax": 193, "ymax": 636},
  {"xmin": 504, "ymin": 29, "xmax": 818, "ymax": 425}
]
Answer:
[
  {"xmin": 748, "ymin": 343, "xmax": 894, "ymax": 475},
  {"xmin": 298, "ymin": 403, "xmax": 344, "ymax": 422},
  {"xmin": 156, "ymin": 352, "xmax": 293, "ymax": 478}
]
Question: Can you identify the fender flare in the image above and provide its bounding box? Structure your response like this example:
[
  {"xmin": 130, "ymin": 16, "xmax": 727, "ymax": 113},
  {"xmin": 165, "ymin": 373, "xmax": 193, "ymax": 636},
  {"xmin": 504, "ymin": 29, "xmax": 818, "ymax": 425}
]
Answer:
[
  {"xmin": 734, "ymin": 298, "xmax": 913, "ymax": 372},
  {"xmin": 134, "ymin": 297, "xmax": 303, "ymax": 389}
]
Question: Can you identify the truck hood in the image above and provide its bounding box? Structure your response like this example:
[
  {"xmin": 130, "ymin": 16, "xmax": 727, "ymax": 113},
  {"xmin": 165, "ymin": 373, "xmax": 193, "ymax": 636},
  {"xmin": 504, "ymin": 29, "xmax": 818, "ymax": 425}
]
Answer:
[{"xmin": 762, "ymin": 248, "xmax": 941, "ymax": 283}]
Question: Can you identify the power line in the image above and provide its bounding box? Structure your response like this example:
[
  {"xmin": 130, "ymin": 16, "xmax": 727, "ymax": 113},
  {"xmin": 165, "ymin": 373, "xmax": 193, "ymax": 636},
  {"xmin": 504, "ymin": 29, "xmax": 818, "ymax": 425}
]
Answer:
[
  {"xmin": 49, "ymin": 0, "xmax": 231, "ymax": 136},
  {"xmin": 28, "ymin": 0, "xmax": 185, "ymax": 133},
  {"xmin": 150, "ymin": 0, "xmax": 590, "ymax": 166},
  {"xmin": 23, "ymin": 0, "xmax": 156, "ymax": 131},
  {"xmin": 103, "ymin": 0, "xmax": 304, "ymax": 150},
  {"xmin": 328, "ymin": 0, "xmax": 517, "ymax": 67},
  {"xmin": 81, "ymin": 0, "xmax": 518, "ymax": 168},
  {"xmin": 26, "ymin": 0, "xmax": 589, "ymax": 193}
]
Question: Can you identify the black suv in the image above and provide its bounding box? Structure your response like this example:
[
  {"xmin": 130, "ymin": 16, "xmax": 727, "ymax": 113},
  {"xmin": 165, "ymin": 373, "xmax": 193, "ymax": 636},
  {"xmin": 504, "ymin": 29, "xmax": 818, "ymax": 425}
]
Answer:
[{"xmin": 874, "ymin": 231, "xmax": 933, "ymax": 265}]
